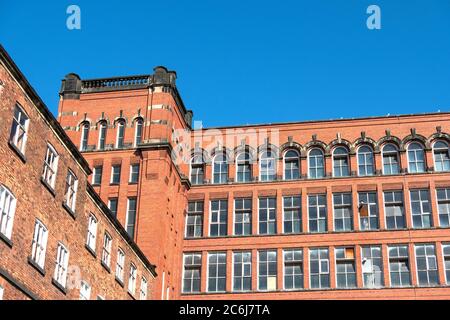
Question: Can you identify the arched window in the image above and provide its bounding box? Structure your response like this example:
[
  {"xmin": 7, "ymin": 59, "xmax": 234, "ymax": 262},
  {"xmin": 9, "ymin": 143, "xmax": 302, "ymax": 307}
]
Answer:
[
  {"xmin": 236, "ymin": 152, "xmax": 252, "ymax": 183},
  {"xmin": 80, "ymin": 122, "xmax": 90, "ymax": 151},
  {"xmin": 116, "ymin": 119, "xmax": 125, "ymax": 148},
  {"xmin": 260, "ymin": 151, "xmax": 276, "ymax": 182},
  {"xmin": 308, "ymin": 148, "xmax": 325, "ymax": 179},
  {"xmin": 0, "ymin": 185, "xmax": 17, "ymax": 240},
  {"xmin": 212, "ymin": 153, "xmax": 228, "ymax": 184},
  {"xmin": 284, "ymin": 150, "xmax": 300, "ymax": 180},
  {"xmin": 97, "ymin": 121, "xmax": 107, "ymax": 150},
  {"xmin": 190, "ymin": 155, "xmax": 205, "ymax": 185},
  {"xmin": 407, "ymin": 142, "xmax": 425, "ymax": 173},
  {"xmin": 357, "ymin": 145, "xmax": 374, "ymax": 176},
  {"xmin": 332, "ymin": 147, "xmax": 349, "ymax": 177},
  {"xmin": 134, "ymin": 118, "xmax": 143, "ymax": 147},
  {"xmin": 433, "ymin": 141, "xmax": 450, "ymax": 172},
  {"xmin": 382, "ymin": 144, "xmax": 400, "ymax": 175}
]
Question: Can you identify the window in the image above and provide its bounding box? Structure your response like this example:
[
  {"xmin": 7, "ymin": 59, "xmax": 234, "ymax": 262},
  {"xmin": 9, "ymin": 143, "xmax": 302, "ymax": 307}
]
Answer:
[
  {"xmin": 309, "ymin": 248, "xmax": 330, "ymax": 289},
  {"xmin": 182, "ymin": 253, "xmax": 202, "ymax": 293},
  {"xmin": 442, "ymin": 243, "xmax": 450, "ymax": 284},
  {"xmin": 433, "ymin": 141, "xmax": 450, "ymax": 172},
  {"xmin": 108, "ymin": 198, "xmax": 118, "ymax": 218},
  {"xmin": 407, "ymin": 143, "xmax": 426, "ymax": 173},
  {"xmin": 388, "ymin": 245, "xmax": 411, "ymax": 287},
  {"xmin": 210, "ymin": 200, "xmax": 227, "ymax": 237},
  {"xmin": 308, "ymin": 194, "xmax": 327, "ymax": 233},
  {"xmin": 382, "ymin": 144, "xmax": 400, "ymax": 175},
  {"xmin": 116, "ymin": 248, "xmax": 125, "ymax": 282},
  {"xmin": 190, "ymin": 155, "xmax": 204, "ymax": 185},
  {"xmin": 308, "ymin": 149, "xmax": 325, "ymax": 179},
  {"xmin": 236, "ymin": 152, "xmax": 252, "ymax": 182},
  {"xmin": 332, "ymin": 147, "xmax": 349, "ymax": 177},
  {"xmin": 97, "ymin": 121, "xmax": 107, "ymax": 150},
  {"xmin": 384, "ymin": 191, "xmax": 405, "ymax": 230},
  {"xmin": 212, "ymin": 153, "xmax": 228, "ymax": 184},
  {"xmin": 234, "ymin": 198, "xmax": 252, "ymax": 236},
  {"xmin": 415, "ymin": 244, "xmax": 438, "ymax": 286},
  {"xmin": 259, "ymin": 151, "xmax": 276, "ymax": 182},
  {"xmin": 284, "ymin": 150, "xmax": 300, "ymax": 180},
  {"xmin": 42, "ymin": 144, "xmax": 59, "ymax": 188},
  {"xmin": 0, "ymin": 185, "xmax": 16, "ymax": 240},
  {"xmin": 134, "ymin": 118, "xmax": 143, "ymax": 147},
  {"xmin": 333, "ymin": 193, "xmax": 353, "ymax": 231},
  {"xmin": 358, "ymin": 192, "xmax": 379, "ymax": 231},
  {"xmin": 80, "ymin": 122, "xmax": 89, "ymax": 151},
  {"xmin": 233, "ymin": 251, "xmax": 252, "ymax": 292},
  {"xmin": 79, "ymin": 281, "xmax": 91, "ymax": 300},
  {"xmin": 284, "ymin": 249, "xmax": 303, "ymax": 290},
  {"xmin": 31, "ymin": 220, "xmax": 48, "ymax": 269},
  {"xmin": 361, "ymin": 246, "xmax": 384, "ymax": 288},
  {"xmin": 258, "ymin": 250, "xmax": 277, "ymax": 291},
  {"xmin": 283, "ymin": 196, "xmax": 301, "ymax": 234},
  {"xmin": 9, "ymin": 105, "xmax": 29, "ymax": 155},
  {"xmin": 185, "ymin": 201, "xmax": 203, "ymax": 238},
  {"xmin": 129, "ymin": 164, "xmax": 139, "ymax": 183},
  {"xmin": 128, "ymin": 263, "xmax": 137, "ymax": 294},
  {"xmin": 357, "ymin": 145, "xmax": 374, "ymax": 176},
  {"xmin": 207, "ymin": 252, "xmax": 226, "ymax": 292},
  {"xmin": 140, "ymin": 277, "xmax": 148, "ymax": 300},
  {"xmin": 437, "ymin": 188, "xmax": 450, "ymax": 227},
  {"xmin": 126, "ymin": 198, "xmax": 137, "ymax": 239},
  {"xmin": 86, "ymin": 214, "xmax": 97, "ymax": 251},
  {"xmin": 64, "ymin": 170, "xmax": 78, "ymax": 212},
  {"xmin": 111, "ymin": 165, "xmax": 121, "ymax": 184},
  {"xmin": 54, "ymin": 243, "xmax": 70, "ymax": 288},
  {"xmin": 102, "ymin": 232, "xmax": 112, "ymax": 268},
  {"xmin": 410, "ymin": 190, "xmax": 432, "ymax": 228},
  {"xmin": 335, "ymin": 247, "xmax": 356, "ymax": 288},
  {"xmin": 116, "ymin": 120, "xmax": 125, "ymax": 148},
  {"xmin": 0, "ymin": 285, "xmax": 3, "ymax": 300},
  {"xmin": 259, "ymin": 197, "xmax": 276, "ymax": 235},
  {"xmin": 92, "ymin": 166, "xmax": 103, "ymax": 185}
]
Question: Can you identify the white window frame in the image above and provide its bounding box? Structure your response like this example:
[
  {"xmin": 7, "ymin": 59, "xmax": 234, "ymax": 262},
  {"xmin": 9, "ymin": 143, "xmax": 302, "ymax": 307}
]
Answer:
[
  {"xmin": 80, "ymin": 122, "xmax": 90, "ymax": 151},
  {"xmin": 415, "ymin": 243, "xmax": 438, "ymax": 286},
  {"xmin": 335, "ymin": 247, "xmax": 356, "ymax": 288},
  {"xmin": 134, "ymin": 118, "xmax": 143, "ymax": 147},
  {"xmin": 282, "ymin": 195, "xmax": 301, "ymax": 234},
  {"xmin": 116, "ymin": 120, "xmax": 125, "ymax": 148},
  {"xmin": 442, "ymin": 243, "xmax": 450, "ymax": 285},
  {"xmin": 406, "ymin": 142, "xmax": 426, "ymax": 173},
  {"xmin": 31, "ymin": 219, "xmax": 48, "ymax": 268},
  {"xmin": 233, "ymin": 198, "xmax": 252, "ymax": 236},
  {"xmin": 309, "ymin": 248, "xmax": 330, "ymax": 289},
  {"xmin": 128, "ymin": 263, "xmax": 137, "ymax": 295},
  {"xmin": 86, "ymin": 213, "xmax": 98, "ymax": 251},
  {"xmin": 332, "ymin": 147, "xmax": 350, "ymax": 177},
  {"xmin": 410, "ymin": 189, "xmax": 432, "ymax": 229},
  {"xmin": 182, "ymin": 253, "xmax": 202, "ymax": 293},
  {"xmin": 102, "ymin": 232, "xmax": 112, "ymax": 268},
  {"xmin": 232, "ymin": 251, "xmax": 252, "ymax": 292},
  {"xmin": 110, "ymin": 165, "xmax": 121, "ymax": 184},
  {"xmin": 383, "ymin": 191, "xmax": 405, "ymax": 230},
  {"xmin": 382, "ymin": 144, "xmax": 400, "ymax": 175},
  {"xmin": 79, "ymin": 280, "xmax": 91, "ymax": 300},
  {"xmin": 308, "ymin": 148, "xmax": 325, "ymax": 179},
  {"xmin": 53, "ymin": 242, "xmax": 70, "ymax": 288},
  {"xmin": 332, "ymin": 193, "xmax": 353, "ymax": 232},
  {"xmin": 436, "ymin": 188, "xmax": 450, "ymax": 227},
  {"xmin": 283, "ymin": 150, "xmax": 300, "ymax": 180},
  {"xmin": 92, "ymin": 165, "xmax": 103, "ymax": 185},
  {"xmin": 433, "ymin": 140, "xmax": 450, "ymax": 172},
  {"xmin": 257, "ymin": 250, "xmax": 277, "ymax": 291},
  {"xmin": 0, "ymin": 185, "xmax": 17, "ymax": 240},
  {"xmin": 283, "ymin": 249, "xmax": 303, "ymax": 290},
  {"xmin": 116, "ymin": 248, "xmax": 125, "ymax": 282},
  {"xmin": 185, "ymin": 201, "xmax": 204, "ymax": 238},
  {"xmin": 307, "ymin": 194, "xmax": 327, "ymax": 233},
  {"xmin": 258, "ymin": 197, "xmax": 276, "ymax": 235},
  {"xmin": 125, "ymin": 197, "xmax": 137, "ymax": 239},
  {"xmin": 388, "ymin": 245, "xmax": 411, "ymax": 287},
  {"xmin": 64, "ymin": 170, "xmax": 78, "ymax": 212},
  {"xmin": 0, "ymin": 285, "xmax": 3, "ymax": 300},
  {"xmin": 129, "ymin": 164, "xmax": 140, "ymax": 183},
  {"xmin": 358, "ymin": 192, "xmax": 379, "ymax": 231},
  {"xmin": 206, "ymin": 252, "xmax": 227, "ymax": 293},
  {"xmin": 259, "ymin": 151, "xmax": 276, "ymax": 182},
  {"xmin": 235, "ymin": 152, "xmax": 252, "ymax": 183},
  {"xmin": 209, "ymin": 200, "xmax": 227, "ymax": 237},
  {"xmin": 140, "ymin": 276, "xmax": 148, "ymax": 300},
  {"xmin": 190, "ymin": 155, "xmax": 205, "ymax": 185},
  {"xmin": 361, "ymin": 245, "xmax": 384, "ymax": 288},
  {"xmin": 357, "ymin": 145, "xmax": 375, "ymax": 176},
  {"xmin": 97, "ymin": 121, "xmax": 107, "ymax": 150},
  {"xmin": 212, "ymin": 153, "xmax": 228, "ymax": 184},
  {"xmin": 42, "ymin": 144, "xmax": 59, "ymax": 188},
  {"xmin": 10, "ymin": 104, "xmax": 29, "ymax": 155}
]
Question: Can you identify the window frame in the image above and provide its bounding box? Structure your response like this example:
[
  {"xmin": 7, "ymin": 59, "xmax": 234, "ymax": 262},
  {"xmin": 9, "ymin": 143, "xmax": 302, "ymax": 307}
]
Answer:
[
  {"xmin": 259, "ymin": 151, "xmax": 276, "ymax": 182},
  {"xmin": 235, "ymin": 152, "xmax": 252, "ymax": 183},
  {"xmin": 128, "ymin": 263, "xmax": 137, "ymax": 295},
  {"xmin": 31, "ymin": 219, "xmax": 48, "ymax": 269},
  {"xmin": 9, "ymin": 104, "xmax": 30, "ymax": 156},
  {"xmin": 79, "ymin": 122, "xmax": 90, "ymax": 152},
  {"xmin": 206, "ymin": 252, "xmax": 227, "ymax": 293},
  {"xmin": 283, "ymin": 249, "xmax": 303, "ymax": 290},
  {"xmin": 53, "ymin": 242, "xmax": 70, "ymax": 288},
  {"xmin": 42, "ymin": 143, "xmax": 59, "ymax": 189},
  {"xmin": 115, "ymin": 120, "xmax": 126, "ymax": 149},
  {"xmin": 283, "ymin": 149, "xmax": 300, "ymax": 180},
  {"xmin": 125, "ymin": 197, "xmax": 137, "ymax": 239},
  {"xmin": 86, "ymin": 213, "xmax": 98, "ymax": 252},
  {"xmin": 101, "ymin": 232, "xmax": 112, "ymax": 268},
  {"xmin": 182, "ymin": 253, "xmax": 202, "ymax": 294},
  {"xmin": 190, "ymin": 155, "xmax": 205, "ymax": 185},
  {"xmin": 332, "ymin": 147, "xmax": 350, "ymax": 178},
  {"xmin": 185, "ymin": 201, "xmax": 204, "ymax": 238},
  {"xmin": 307, "ymin": 194, "xmax": 327, "ymax": 233},
  {"xmin": 415, "ymin": 243, "xmax": 439, "ymax": 287},
  {"xmin": 258, "ymin": 197, "xmax": 277, "ymax": 235},
  {"xmin": 64, "ymin": 170, "xmax": 78, "ymax": 213},
  {"xmin": 212, "ymin": 153, "xmax": 228, "ymax": 184},
  {"xmin": 0, "ymin": 185, "xmax": 17, "ymax": 240},
  {"xmin": 406, "ymin": 142, "xmax": 426, "ymax": 173},
  {"xmin": 357, "ymin": 145, "xmax": 375, "ymax": 176},
  {"xmin": 282, "ymin": 195, "xmax": 301, "ymax": 234},
  {"xmin": 257, "ymin": 249, "xmax": 277, "ymax": 291},
  {"xmin": 134, "ymin": 118, "xmax": 144, "ymax": 147},
  {"xmin": 97, "ymin": 121, "xmax": 107, "ymax": 150},
  {"xmin": 308, "ymin": 148, "xmax": 325, "ymax": 179},
  {"xmin": 433, "ymin": 140, "xmax": 450, "ymax": 172},
  {"xmin": 232, "ymin": 251, "xmax": 252, "ymax": 292},
  {"xmin": 129, "ymin": 163, "xmax": 140, "ymax": 183},
  {"xmin": 233, "ymin": 198, "xmax": 252, "ymax": 236},
  {"xmin": 382, "ymin": 143, "xmax": 400, "ymax": 175},
  {"xmin": 209, "ymin": 199, "xmax": 228, "ymax": 237}
]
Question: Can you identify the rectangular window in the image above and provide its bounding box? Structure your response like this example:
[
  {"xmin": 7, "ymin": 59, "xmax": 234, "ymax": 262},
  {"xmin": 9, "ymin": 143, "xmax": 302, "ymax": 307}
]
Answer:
[
  {"xmin": 410, "ymin": 190, "xmax": 432, "ymax": 228},
  {"xmin": 9, "ymin": 105, "xmax": 29, "ymax": 155},
  {"xmin": 42, "ymin": 144, "xmax": 59, "ymax": 188},
  {"xmin": 53, "ymin": 243, "xmax": 70, "ymax": 288},
  {"xmin": 129, "ymin": 164, "xmax": 139, "ymax": 183},
  {"xmin": 415, "ymin": 244, "xmax": 438, "ymax": 286},
  {"xmin": 108, "ymin": 198, "xmax": 118, "ymax": 218},
  {"xmin": 116, "ymin": 248, "xmax": 125, "ymax": 282},
  {"xmin": 308, "ymin": 194, "xmax": 327, "ymax": 233},
  {"xmin": 443, "ymin": 243, "xmax": 450, "ymax": 284},
  {"xmin": 437, "ymin": 189, "xmax": 450, "ymax": 227},
  {"xmin": 283, "ymin": 249, "xmax": 303, "ymax": 290},
  {"xmin": 232, "ymin": 251, "xmax": 252, "ymax": 292},
  {"xmin": 126, "ymin": 198, "xmax": 137, "ymax": 239},
  {"xmin": 234, "ymin": 198, "xmax": 252, "ymax": 236},
  {"xmin": 210, "ymin": 200, "xmax": 227, "ymax": 237},
  {"xmin": 384, "ymin": 191, "xmax": 405, "ymax": 230},
  {"xmin": 79, "ymin": 281, "xmax": 91, "ymax": 300},
  {"xmin": 31, "ymin": 219, "xmax": 48, "ymax": 269},
  {"xmin": 0, "ymin": 185, "xmax": 16, "ymax": 240},
  {"xmin": 358, "ymin": 192, "xmax": 379, "ymax": 231},
  {"xmin": 102, "ymin": 232, "xmax": 112, "ymax": 268},
  {"xmin": 309, "ymin": 248, "xmax": 330, "ymax": 289},
  {"xmin": 64, "ymin": 170, "xmax": 78, "ymax": 212},
  {"xmin": 185, "ymin": 201, "xmax": 203, "ymax": 238},
  {"xmin": 333, "ymin": 193, "xmax": 353, "ymax": 231},
  {"xmin": 283, "ymin": 196, "xmax": 301, "ymax": 234},
  {"xmin": 128, "ymin": 263, "xmax": 137, "ymax": 294},
  {"xmin": 135, "ymin": 120, "xmax": 143, "ymax": 147},
  {"xmin": 207, "ymin": 252, "xmax": 226, "ymax": 292},
  {"xmin": 335, "ymin": 247, "xmax": 356, "ymax": 288},
  {"xmin": 361, "ymin": 245, "xmax": 383, "ymax": 288},
  {"xmin": 92, "ymin": 166, "xmax": 103, "ymax": 185},
  {"xmin": 388, "ymin": 245, "xmax": 411, "ymax": 287},
  {"xmin": 182, "ymin": 253, "xmax": 202, "ymax": 293},
  {"xmin": 86, "ymin": 214, "xmax": 97, "ymax": 252},
  {"xmin": 140, "ymin": 277, "xmax": 148, "ymax": 300},
  {"xmin": 0, "ymin": 285, "xmax": 3, "ymax": 300},
  {"xmin": 111, "ymin": 165, "xmax": 121, "ymax": 184},
  {"xmin": 98, "ymin": 122, "xmax": 107, "ymax": 150},
  {"xmin": 258, "ymin": 250, "xmax": 277, "ymax": 291},
  {"xmin": 116, "ymin": 122, "xmax": 125, "ymax": 148},
  {"xmin": 80, "ymin": 123, "xmax": 89, "ymax": 151},
  {"xmin": 258, "ymin": 197, "xmax": 276, "ymax": 235}
]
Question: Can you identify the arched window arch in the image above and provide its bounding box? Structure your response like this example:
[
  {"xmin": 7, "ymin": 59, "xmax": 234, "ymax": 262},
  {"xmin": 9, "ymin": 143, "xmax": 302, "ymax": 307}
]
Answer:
[
  {"xmin": 236, "ymin": 152, "xmax": 252, "ymax": 183},
  {"xmin": 357, "ymin": 145, "xmax": 374, "ymax": 176},
  {"xmin": 283, "ymin": 150, "xmax": 300, "ymax": 180},
  {"xmin": 382, "ymin": 144, "xmax": 400, "ymax": 175},
  {"xmin": 115, "ymin": 119, "xmax": 126, "ymax": 148},
  {"xmin": 190, "ymin": 154, "xmax": 205, "ymax": 185},
  {"xmin": 407, "ymin": 142, "xmax": 425, "ymax": 173},
  {"xmin": 97, "ymin": 121, "xmax": 107, "ymax": 150},
  {"xmin": 134, "ymin": 118, "xmax": 144, "ymax": 147},
  {"xmin": 308, "ymin": 148, "xmax": 325, "ymax": 179},
  {"xmin": 212, "ymin": 153, "xmax": 228, "ymax": 184},
  {"xmin": 332, "ymin": 147, "xmax": 349, "ymax": 177},
  {"xmin": 259, "ymin": 151, "xmax": 276, "ymax": 182},
  {"xmin": 0, "ymin": 184, "xmax": 17, "ymax": 240},
  {"xmin": 80, "ymin": 121, "xmax": 90, "ymax": 151},
  {"xmin": 433, "ymin": 141, "xmax": 450, "ymax": 172}
]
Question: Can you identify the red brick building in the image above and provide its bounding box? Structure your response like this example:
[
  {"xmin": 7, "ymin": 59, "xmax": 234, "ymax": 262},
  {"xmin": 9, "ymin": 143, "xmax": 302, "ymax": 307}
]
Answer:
[{"xmin": 0, "ymin": 45, "xmax": 156, "ymax": 300}]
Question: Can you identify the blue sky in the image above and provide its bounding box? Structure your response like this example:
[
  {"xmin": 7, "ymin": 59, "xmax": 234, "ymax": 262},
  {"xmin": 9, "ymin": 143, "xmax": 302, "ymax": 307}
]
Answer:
[{"xmin": 1, "ymin": 0, "xmax": 450, "ymax": 127}]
